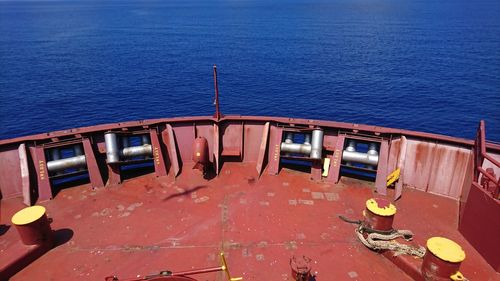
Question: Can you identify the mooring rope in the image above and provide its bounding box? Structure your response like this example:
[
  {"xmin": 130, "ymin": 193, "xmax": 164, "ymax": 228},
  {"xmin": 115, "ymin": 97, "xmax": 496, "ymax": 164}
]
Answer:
[
  {"xmin": 355, "ymin": 226, "xmax": 426, "ymax": 258},
  {"xmin": 338, "ymin": 215, "xmax": 362, "ymax": 225}
]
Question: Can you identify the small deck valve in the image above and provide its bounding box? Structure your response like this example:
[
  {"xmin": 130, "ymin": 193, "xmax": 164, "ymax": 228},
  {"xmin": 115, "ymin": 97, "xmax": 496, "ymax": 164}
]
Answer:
[{"xmin": 290, "ymin": 255, "xmax": 313, "ymax": 281}]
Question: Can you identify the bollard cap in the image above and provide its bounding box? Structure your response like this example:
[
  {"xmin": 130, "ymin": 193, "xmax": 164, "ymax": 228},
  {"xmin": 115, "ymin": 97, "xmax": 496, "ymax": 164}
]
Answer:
[
  {"xmin": 11, "ymin": 205, "xmax": 46, "ymax": 226},
  {"xmin": 427, "ymin": 237, "xmax": 466, "ymax": 263},
  {"xmin": 366, "ymin": 198, "xmax": 396, "ymax": 216}
]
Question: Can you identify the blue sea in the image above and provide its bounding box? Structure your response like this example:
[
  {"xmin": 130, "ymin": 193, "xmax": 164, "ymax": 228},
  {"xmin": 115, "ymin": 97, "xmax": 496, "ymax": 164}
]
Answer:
[{"xmin": 0, "ymin": 0, "xmax": 499, "ymax": 141}]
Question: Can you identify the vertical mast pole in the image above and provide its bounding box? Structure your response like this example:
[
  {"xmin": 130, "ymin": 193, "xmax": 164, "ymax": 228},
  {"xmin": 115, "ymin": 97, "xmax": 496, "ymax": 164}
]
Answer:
[{"xmin": 213, "ymin": 65, "xmax": 223, "ymax": 120}]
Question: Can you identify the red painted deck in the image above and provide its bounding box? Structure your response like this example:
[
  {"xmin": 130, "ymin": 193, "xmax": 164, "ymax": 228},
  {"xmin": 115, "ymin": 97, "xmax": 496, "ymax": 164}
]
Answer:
[{"xmin": 1, "ymin": 162, "xmax": 498, "ymax": 280}]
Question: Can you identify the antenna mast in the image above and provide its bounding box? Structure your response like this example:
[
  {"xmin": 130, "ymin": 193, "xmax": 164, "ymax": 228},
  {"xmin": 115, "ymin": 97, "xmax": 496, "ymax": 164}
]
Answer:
[{"xmin": 213, "ymin": 65, "xmax": 223, "ymax": 120}]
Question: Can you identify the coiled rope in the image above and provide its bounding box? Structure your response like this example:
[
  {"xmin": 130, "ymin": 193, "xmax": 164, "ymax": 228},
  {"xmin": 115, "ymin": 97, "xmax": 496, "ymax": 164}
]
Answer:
[
  {"xmin": 355, "ymin": 226, "xmax": 426, "ymax": 258},
  {"xmin": 339, "ymin": 215, "xmax": 426, "ymax": 258}
]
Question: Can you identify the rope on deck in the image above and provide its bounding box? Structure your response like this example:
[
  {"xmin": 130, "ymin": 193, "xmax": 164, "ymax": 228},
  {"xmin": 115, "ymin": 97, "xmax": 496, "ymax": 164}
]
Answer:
[{"xmin": 355, "ymin": 227, "xmax": 426, "ymax": 258}]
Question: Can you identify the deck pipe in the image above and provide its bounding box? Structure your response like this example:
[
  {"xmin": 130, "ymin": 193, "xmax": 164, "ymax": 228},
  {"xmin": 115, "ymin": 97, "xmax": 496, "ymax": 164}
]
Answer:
[{"xmin": 105, "ymin": 132, "xmax": 153, "ymax": 164}]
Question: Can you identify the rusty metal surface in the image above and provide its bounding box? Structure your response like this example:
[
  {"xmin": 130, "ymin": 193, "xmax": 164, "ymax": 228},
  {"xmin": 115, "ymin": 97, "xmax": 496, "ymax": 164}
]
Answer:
[
  {"xmin": 0, "ymin": 199, "xmax": 54, "ymax": 280},
  {"xmin": 458, "ymin": 122, "xmax": 500, "ymax": 272},
  {"xmin": 459, "ymin": 183, "xmax": 500, "ymax": 272},
  {"xmin": 149, "ymin": 130, "xmax": 168, "ymax": 177},
  {"xmin": 386, "ymin": 187, "xmax": 497, "ymax": 279},
  {"xmin": 421, "ymin": 250, "xmax": 463, "ymax": 281},
  {"xmin": 213, "ymin": 124, "xmax": 220, "ymax": 175},
  {"xmin": 374, "ymin": 140, "xmax": 389, "ymax": 195},
  {"xmin": 395, "ymin": 136, "xmax": 407, "ymax": 200},
  {"xmin": 255, "ymin": 122, "xmax": 269, "ymax": 175},
  {"xmin": 241, "ymin": 122, "xmax": 265, "ymax": 164},
  {"xmin": 31, "ymin": 145, "xmax": 52, "ymax": 201},
  {"xmin": 363, "ymin": 210, "xmax": 394, "ymax": 232},
  {"xmin": 386, "ymin": 137, "xmax": 401, "ymax": 175},
  {"xmin": 266, "ymin": 125, "xmax": 282, "ymax": 175},
  {"xmin": 401, "ymin": 140, "xmax": 437, "ymax": 192},
  {"xmin": 19, "ymin": 143, "xmax": 31, "ymax": 206},
  {"xmin": 483, "ymin": 153, "xmax": 500, "ymax": 185},
  {"xmin": 426, "ymin": 145, "xmax": 471, "ymax": 199},
  {"xmin": 171, "ymin": 124, "xmax": 196, "ymax": 166},
  {"xmin": 0, "ymin": 163, "xmax": 497, "ymax": 280},
  {"xmin": 0, "ymin": 145, "xmax": 23, "ymax": 199},
  {"xmin": 0, "ymin": 239, "xmax": 52, "ymax": 280},
  {"xmin": 0, "ymin": 118, "xmax": 499, "ymax": 279},
  {"xmin": 82, "ymin": 138, "xmax": 105, "ymax": 189},
  {"xmin": 2, "ymin": 116, "xmax": 499, "ymax": 154},
  {"xmin": 107, "ymin": 164, "xmax": 121, "ymax": 186},
  {"xmin": 0, "ymin": 117, "xmax": 498, "ymax": 202},
  {"xmin": 192, "ymin": 137, "xmax": 209, "ymax": 172},
  {"xmin": 14, "ymin": 213, "xmax": 52, "ymax": 246},
  {"xmin": 387, "ymin": 138, "xmax": 474, "ymax": 200},
  {"xmin": 220, "ymin": 122, "xmax": 243, "ymax": 157},
  {"xmin": 163, "ymin": 124, "xmax": 179, "ymax": 177},
  {"xmin": 458, "ymin": 154, "xmax": 474, "ymax": 221},
  {"xmin": 194, "ymin": 122, "xmax": 215, "ymax": 163},
  {"xmin": 326, "ymin": 135, "xmax": 344, "ymax": 183}
]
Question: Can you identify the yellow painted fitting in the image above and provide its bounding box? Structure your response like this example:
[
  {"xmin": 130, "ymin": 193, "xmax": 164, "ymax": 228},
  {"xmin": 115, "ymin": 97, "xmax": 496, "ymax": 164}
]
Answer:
[
  {"xmin": 322, "ymin": 158, "xmax": 330, "ymax": 177},
  {"xmin": 220, "ymin": 252, "xmax": 243, "ymax": 281},
  {"xmin": 450, "ymin": 271, "xmax": 464, "ymax": 281},
  {"xmin": 386, "ymin": 168, "xmax": 401, "ymax": 186},
  {"xmin": 426, "ymin": 237, "xmax": 466, "ymax": 263},
  {"xmin": 365, "ymin": 198, "xmax": 396, "ymax": 216},
  {"xmin": 11, "ymin": 206, "xmax": 46, "ymax": 225}
]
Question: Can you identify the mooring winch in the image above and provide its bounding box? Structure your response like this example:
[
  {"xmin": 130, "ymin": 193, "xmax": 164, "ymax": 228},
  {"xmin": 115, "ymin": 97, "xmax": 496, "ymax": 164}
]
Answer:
[
  {"xmin": 46, "ymin": 145, "xmax": 87, "ymax": 174},
  {"xmin": 280, "ymin": 129, "xmax": 324, "ymax": 160},
  {"xmin": 104, "ymin": 132, "xmax": 153, "ymax": 164},
  {"xmin": 342, "ymin": 140, "xmax": 379, "ymax": 168}
]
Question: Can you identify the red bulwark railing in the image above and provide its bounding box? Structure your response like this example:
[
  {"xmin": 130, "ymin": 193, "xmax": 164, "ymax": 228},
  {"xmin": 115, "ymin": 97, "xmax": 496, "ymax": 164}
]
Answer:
[
  {"xmin": 473, "ymin": 121, "xmax": 500, "ymax": 197},
  {"xmin": 459, "ymin": 120, "xmax": 500, "ymax": 272}
]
